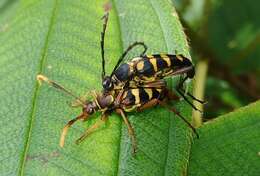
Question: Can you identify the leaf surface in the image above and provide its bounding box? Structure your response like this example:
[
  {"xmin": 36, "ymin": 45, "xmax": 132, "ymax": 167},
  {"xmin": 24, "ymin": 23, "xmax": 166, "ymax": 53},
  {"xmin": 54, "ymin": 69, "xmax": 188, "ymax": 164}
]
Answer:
[
  {"xmin": 188, "ymin": 100, "xmax": 260, "ymax": 175},
  {"xmin": 0, "ymin": 0, "xmax": 192, "ymax": 175}
]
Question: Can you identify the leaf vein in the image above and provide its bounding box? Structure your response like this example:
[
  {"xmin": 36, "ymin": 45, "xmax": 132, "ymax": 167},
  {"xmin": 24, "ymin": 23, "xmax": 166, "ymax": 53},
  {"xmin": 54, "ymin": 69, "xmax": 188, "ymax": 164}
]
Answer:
[{"xmin": 18, "ymin": 0, "xmax": 59, "ymax": 175}]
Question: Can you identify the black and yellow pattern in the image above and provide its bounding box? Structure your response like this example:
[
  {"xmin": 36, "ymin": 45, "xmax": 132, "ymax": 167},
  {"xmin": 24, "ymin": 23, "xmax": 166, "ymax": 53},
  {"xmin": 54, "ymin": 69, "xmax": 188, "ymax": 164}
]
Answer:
[
  {"xmin": 136, "ymin": 54, "xmax": 192, "ymax": 77},
  {"xmin": 121, "ymin": 87, "xmax": 164, "ymax": 112},
  {"xmin": 111, "ymin": 54, "xmax": 194, "ymax": 90}
]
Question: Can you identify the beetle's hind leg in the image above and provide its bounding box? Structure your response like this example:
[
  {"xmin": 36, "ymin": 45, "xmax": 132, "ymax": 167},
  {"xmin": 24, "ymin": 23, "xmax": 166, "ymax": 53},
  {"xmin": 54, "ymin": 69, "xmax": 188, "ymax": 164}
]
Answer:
[
  {"xmin": 116, "ymin": 109, "xmax": 137, "ymax": 155},
  {"xmin": 176, "ymin": 76, "xmax": 205, "ymax": 112},
  {"xmin": 136, "ymin": 96, "xmax": 199, "ymax": 139},
  {"xmin": 158, "ymin": 100, "xmax": 199, "ymax": 139}
]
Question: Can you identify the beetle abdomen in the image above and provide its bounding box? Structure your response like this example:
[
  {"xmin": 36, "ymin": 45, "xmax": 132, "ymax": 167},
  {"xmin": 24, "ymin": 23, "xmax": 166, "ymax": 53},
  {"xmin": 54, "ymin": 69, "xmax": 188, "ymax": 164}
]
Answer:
[{"xmin": 121, "ymin": 88, "xmax": 164, "ymax": 112}]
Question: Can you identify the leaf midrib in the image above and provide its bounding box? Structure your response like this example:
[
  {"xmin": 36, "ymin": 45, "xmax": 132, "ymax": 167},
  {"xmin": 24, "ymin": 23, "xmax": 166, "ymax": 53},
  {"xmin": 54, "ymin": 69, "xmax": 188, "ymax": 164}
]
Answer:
[{"xmin": 18, "ymin": 0, "xmax": 59, "ymax": 175}]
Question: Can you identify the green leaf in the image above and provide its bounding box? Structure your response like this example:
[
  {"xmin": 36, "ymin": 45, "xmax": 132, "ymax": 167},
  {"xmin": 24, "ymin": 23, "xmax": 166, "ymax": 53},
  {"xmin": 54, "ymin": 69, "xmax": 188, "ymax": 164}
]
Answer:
[
  {"xmin": 0, "ymin": 0, "xmax": 192, "ymax": 175},
  {"xmin": 188, "ymin": 100, "xmax": 260, "ymax": 175},
  {"xmin": 0, "ymin": 0, "xmax": 19, "ymax": 26}
]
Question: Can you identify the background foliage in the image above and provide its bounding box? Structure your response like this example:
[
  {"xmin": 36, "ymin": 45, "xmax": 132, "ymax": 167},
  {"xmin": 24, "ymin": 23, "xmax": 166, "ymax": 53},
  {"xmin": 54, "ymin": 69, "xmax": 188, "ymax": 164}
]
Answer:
[
  {"xmin": 173, "ymin": 0, "xmax": 260, "ymax": 119},
  {"xmin": 0, "ymin": 0, "xmax": 259, "ymax": 176}
]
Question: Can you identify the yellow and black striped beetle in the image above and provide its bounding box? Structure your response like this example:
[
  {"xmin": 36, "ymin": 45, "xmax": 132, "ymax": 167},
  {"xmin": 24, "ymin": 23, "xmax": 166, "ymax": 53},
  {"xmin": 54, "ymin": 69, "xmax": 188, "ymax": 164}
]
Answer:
[
  {"xmin": 36, "ymin": 8, "xmax": 201, "ymax": 154},
  {"xmin": 100, "ymin": 12, "xmax": 204, "ymax": 111},
  {"xmin": 37, "ymin": 75, "xmax": 198, "ymax": 154}
]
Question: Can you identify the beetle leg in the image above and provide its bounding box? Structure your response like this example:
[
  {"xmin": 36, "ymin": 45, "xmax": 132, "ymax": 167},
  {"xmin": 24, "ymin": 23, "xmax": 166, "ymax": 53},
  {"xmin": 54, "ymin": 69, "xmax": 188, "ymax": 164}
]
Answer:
[
  {"xmin": 60, "ymin": 113, "xmax": 86, "ymax": 147},
  {"xmin": 75, "ymin": 112, "xmax": 108, "ymax": 145},
  {"xmin": 136, "ymin": 96, "xmax": 199, "ymax": 139},
  {"xmin": 116, "ymin": 109, "xmax": 137, "ymax": 155},
  {"xmin": 157, "ymin": 100, "xmax": 199, "ymax": 139},
  {"xmin": 136, "ymin": 99, "xmax": 159, "ymax": 112}
]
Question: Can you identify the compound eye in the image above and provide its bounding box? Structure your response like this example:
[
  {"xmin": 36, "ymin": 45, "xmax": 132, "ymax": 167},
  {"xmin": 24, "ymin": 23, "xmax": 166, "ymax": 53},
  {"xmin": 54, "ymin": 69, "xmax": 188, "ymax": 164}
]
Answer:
[
  {"xmin": 87, "ymin": 107, "xmax": 94, "ymax": 114},
  {"xmin": 102, "ymin": 77, "xmax": 113, "ymax": 90}
]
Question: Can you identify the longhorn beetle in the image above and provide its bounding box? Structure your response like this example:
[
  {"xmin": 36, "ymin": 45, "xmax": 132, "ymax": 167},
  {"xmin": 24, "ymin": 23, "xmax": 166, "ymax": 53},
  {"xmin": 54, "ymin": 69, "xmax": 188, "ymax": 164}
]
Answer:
[
  {"xmin": 37, "ymin": 75, "xmax": 198, "ymax": 154},
  {"xmin": 36, "ymin": 8, "xmax": 201, "ymax": 154},
  {"xmin": 100, "ymin": 12, "xmax": 205, "ymax": 111}
]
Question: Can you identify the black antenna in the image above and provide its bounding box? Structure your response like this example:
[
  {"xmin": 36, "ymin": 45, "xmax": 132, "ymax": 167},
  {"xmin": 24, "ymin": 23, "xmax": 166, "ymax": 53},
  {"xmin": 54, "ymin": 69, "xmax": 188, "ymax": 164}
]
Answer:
[
  {"xmin": 110, "ymin": 41, "xmax": 147, "ymax": 77},
  {"xmin": 101, "ymin": 12, "xmax": 109, "ymax": 79}
]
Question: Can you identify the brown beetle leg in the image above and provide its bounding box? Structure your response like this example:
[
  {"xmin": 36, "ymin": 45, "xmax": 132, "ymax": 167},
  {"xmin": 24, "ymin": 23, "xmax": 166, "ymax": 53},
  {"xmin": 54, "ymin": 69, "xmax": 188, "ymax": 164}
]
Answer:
[
  {"xmin": 136, "ymin": 99, "xmax": 159, "ymax": 112},
  {"xmin": 117, "ymin": 109, "xmax": 137, "ymax": 155},
  {"xmin": 75, "ymin": 112, "xmax": 108, "ymax": 145},
  {"xmin": 157, "ymin": 100, "xmax": 199, "ymax": 139},
  {"xmin": 60, "ymin": 113, "xmax": 86, "ymax": 147}
]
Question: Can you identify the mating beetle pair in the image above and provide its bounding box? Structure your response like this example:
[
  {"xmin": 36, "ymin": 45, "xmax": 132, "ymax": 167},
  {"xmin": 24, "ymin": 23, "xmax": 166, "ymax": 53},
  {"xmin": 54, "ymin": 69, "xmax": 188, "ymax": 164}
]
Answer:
[{"xmin": 37, "ymin": 10, "xmax": 203, "ymax": 154}]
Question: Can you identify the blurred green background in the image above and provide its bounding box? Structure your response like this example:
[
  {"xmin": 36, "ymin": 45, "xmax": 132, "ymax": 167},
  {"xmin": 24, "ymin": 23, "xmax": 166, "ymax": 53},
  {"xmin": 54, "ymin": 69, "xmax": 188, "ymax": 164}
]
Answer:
[{"xmin": 173, "ymin": 0, "xmax": 260, "ymax": 121}]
